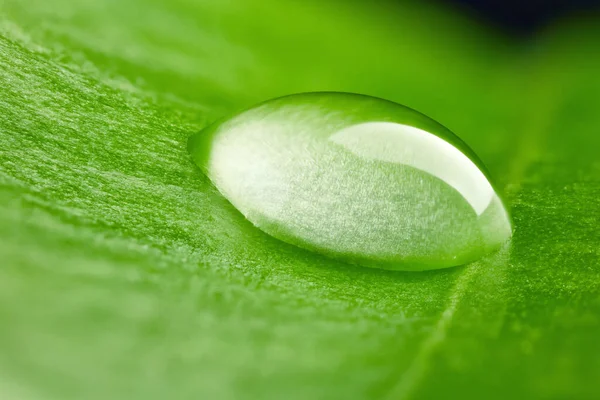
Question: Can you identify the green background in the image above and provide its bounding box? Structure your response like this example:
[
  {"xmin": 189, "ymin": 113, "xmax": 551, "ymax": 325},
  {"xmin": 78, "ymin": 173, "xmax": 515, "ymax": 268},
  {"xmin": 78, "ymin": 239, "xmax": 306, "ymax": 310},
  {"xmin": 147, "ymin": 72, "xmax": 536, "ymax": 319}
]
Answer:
[{"xmin": 0, "ymin": 0, "xmax": 599, "ymax": 398}]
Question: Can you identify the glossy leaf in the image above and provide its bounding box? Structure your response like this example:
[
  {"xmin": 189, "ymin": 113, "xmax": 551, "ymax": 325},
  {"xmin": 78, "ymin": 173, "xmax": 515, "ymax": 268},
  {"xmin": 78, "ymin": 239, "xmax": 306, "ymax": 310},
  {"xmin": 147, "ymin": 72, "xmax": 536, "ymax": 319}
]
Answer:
[{"xmin": 0, "ymin": 1, "xmax": 598, "ymax": 399}]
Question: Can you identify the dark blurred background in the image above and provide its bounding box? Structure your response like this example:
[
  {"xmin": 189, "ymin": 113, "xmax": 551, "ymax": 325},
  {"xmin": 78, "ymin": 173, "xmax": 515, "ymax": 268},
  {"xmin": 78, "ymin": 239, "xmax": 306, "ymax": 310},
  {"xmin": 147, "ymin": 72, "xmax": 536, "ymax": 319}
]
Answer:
[{"xmin": 442, "ymin": 0, "xmax": 600, "ymax": 35}]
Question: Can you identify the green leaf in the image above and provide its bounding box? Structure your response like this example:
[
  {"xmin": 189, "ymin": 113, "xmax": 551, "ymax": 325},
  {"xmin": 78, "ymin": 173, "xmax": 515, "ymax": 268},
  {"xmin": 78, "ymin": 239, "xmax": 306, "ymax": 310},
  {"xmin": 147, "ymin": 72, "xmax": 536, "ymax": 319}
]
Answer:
[{"xmin": 0, "ymin": 1, "xmax": 598, "ymax": 399}]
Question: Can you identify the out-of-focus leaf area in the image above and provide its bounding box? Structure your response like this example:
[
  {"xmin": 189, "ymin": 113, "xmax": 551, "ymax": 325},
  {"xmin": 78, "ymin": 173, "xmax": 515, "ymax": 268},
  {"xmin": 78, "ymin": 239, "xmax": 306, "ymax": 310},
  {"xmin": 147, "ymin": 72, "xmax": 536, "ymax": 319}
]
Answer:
[{"xmin": 0, "ymin": 0, "xmax": 599, "ymax": 398}]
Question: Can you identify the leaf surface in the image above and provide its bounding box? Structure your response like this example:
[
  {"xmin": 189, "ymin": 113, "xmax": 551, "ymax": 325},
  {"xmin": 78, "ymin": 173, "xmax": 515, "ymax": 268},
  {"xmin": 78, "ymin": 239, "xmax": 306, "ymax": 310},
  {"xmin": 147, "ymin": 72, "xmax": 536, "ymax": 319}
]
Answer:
[{"xmin": 0, "ymin": 1, "xmax": 598, "ymax": 399}]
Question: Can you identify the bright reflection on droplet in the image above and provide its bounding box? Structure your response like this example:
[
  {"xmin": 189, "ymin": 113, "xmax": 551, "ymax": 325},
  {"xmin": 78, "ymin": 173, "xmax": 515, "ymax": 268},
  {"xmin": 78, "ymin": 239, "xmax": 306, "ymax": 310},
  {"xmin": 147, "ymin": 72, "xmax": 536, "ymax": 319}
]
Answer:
[
  {"xmin": 330, "ymin": 122, "xmax": 494, "ymax": 215},
  {"xmin": 188, "ymin": 92, "xmax": 512, "ymax": 271}
]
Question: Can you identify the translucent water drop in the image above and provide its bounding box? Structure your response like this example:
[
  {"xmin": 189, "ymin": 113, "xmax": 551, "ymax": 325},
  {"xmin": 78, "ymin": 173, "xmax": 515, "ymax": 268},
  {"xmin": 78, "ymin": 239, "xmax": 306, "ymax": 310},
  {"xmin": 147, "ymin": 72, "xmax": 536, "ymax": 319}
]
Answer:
[{"xmin": 188, "ymin": 92, "xmax": 511, "ymax": 271}]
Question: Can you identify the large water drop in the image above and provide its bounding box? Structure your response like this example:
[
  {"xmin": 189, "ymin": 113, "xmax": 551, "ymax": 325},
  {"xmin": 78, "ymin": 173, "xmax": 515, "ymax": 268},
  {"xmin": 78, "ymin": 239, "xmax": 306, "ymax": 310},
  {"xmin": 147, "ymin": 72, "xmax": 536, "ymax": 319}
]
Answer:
[{"xmin": 188, "ymin": 92, "xmax": 511, "ymax": 271}]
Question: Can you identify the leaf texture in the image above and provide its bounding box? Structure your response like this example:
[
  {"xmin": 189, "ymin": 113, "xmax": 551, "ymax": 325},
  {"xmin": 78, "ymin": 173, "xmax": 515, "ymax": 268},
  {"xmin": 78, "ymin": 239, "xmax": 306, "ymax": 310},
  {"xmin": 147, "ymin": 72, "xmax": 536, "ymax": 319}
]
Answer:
[{"xmin": 0, "ymin": 1, "xmax": 598, "ymax": 399}]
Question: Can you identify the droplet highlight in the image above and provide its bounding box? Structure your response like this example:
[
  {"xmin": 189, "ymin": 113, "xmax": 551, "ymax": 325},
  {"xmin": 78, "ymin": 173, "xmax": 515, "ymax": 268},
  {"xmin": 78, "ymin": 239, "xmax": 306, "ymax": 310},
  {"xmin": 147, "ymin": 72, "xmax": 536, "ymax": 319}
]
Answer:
[{"xmin": 188, "ymin": 92, "xmax": 511, "ymax": 271}]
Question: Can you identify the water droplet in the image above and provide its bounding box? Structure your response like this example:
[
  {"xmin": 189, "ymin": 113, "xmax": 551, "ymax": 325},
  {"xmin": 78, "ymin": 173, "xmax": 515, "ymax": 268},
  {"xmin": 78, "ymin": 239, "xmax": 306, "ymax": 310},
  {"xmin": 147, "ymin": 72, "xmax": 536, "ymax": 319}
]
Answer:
[{"xmin": 188, "ymin": 92, "xmax": 511, "ymax": 271}]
